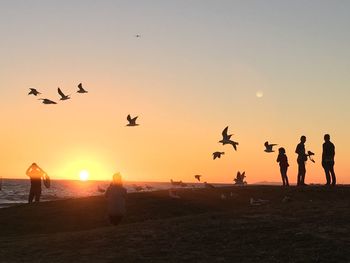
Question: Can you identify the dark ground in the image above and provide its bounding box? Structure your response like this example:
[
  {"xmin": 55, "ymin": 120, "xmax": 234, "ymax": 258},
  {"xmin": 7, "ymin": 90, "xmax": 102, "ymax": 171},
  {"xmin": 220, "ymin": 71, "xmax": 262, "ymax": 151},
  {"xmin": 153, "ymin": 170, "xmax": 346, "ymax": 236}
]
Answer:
[{"xmin": 0, "ymin": 185, "xmax": 349, "ymax": 262}]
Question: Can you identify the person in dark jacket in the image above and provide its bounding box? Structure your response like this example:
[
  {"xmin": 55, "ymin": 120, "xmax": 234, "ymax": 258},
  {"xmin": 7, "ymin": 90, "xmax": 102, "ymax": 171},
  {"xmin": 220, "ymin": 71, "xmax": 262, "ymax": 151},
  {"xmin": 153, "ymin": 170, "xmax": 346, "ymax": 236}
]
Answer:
[
  {"xmin": 277, "ymin": 147, "xmax": 289, "ymax": 186},
  {"xmin": 322, "ymin": 134, "xmax": 336, "ymax": 186},
  {"xmin": 105, "ymin": 173, "xmax": 127, "ymax": 225}
]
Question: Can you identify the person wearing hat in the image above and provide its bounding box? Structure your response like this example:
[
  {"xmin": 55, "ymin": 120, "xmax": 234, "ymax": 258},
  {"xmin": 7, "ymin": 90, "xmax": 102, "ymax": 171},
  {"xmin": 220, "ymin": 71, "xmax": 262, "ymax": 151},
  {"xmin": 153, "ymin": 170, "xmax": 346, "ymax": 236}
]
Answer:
[
  {"xmin": 26, "ymin": 163, "xmax": 46, "ymax": 203},
  {"xmin": 105, "ymin": 172, "xmax": 127, "ymax": 225}
]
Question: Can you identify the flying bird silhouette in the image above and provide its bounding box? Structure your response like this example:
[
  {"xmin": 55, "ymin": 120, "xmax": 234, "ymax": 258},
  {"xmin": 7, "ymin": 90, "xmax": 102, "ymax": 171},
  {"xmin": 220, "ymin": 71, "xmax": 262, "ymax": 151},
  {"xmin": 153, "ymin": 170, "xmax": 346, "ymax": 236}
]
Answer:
[
  {"xmin": 194, "ymin": 175, "xmax": 202, "ymax": 181},
  {"xmin": 264, "ymin": 141, "xmax": 277, "ymax": 153},
  {"xmin": 307, "ymin": 150, "xmax": 315, "ymax": 163},
  {"xmin": 126, "ymin": 114, "xmax": 139, "ymax": 126},
  {"xmin": 57, "ymin": 87, "xmax": 70, "ymax": 100},
  {"xmin": 213, "ymin": 151, "xmax": 225, "ymax": 160},
  {"xmin": 135, "ymin": 34, "xmax": 141, "ymax": 38},
  {"xmin": 219, "ymin": 126, "xmax": 239, "ymax": 151},
  {"xmin": 77, "ymin": 83, "xmax": 88, "ymax": 93},
  {"xmin": 38, "ymin": 98, "xmax": 57, "ymax": 104},
  {"xmin": 28, "ymin": 88, "xmax": 41, "ymax": 96}
]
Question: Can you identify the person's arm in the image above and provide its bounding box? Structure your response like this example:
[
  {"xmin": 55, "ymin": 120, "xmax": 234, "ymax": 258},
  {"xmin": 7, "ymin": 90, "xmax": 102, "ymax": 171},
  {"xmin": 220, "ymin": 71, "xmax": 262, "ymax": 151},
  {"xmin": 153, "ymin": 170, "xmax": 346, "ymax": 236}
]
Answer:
[{"xmin": 26, "ymin": 167, "xmax": 32, "ymax": 177}]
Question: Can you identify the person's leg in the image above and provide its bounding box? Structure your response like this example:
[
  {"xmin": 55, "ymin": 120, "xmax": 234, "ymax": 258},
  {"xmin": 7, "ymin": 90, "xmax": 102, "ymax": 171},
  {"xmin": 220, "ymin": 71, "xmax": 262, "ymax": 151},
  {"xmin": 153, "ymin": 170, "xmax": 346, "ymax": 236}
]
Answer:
[
  {"xmin": 301, "ymin": 162, "xmax": 306, "ymax": 185},
  {"xmin": 284, "ymin": 169, "xmax": 289, "ymax": 186},
  {"xmin": 28, "ymin": 188, "xmax": 35, "ymax": 203},
  {"xmin": 297, "ymin": 162, "xmax": 304, "ymax": 186},
  {"xmin": 34, "ymin": 190, "xmax": 41, "ymax": 202},
  {"xmin": 280, "ymin": 168, "xmax": 285, "ymax": 186},
  {"xmin": 297, "ymin": 164, "xmax": 301, "ymax": 186},
  {"xmin": 329, "ymin": 163, "xmax": 336, "ymax": 186},
  {"xmin": 323, "ymin": 162, "xmax": 331, "ymax": 185}
]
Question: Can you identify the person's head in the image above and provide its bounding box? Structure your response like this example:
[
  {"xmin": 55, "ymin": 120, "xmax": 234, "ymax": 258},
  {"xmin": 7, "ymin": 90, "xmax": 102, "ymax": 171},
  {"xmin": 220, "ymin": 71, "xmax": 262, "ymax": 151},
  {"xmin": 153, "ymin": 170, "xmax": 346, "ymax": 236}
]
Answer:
[
  {"xmin": 324, "ymin": 134, "xmax": 330, "ymax": 142},
  {"xmin": 30, "ymin": 163, "xmax": 38, "ymax": 169},
  {"xmin": 300, "ymin": 135, "xmax": 306, "ymax": 143},
  {"xmin": 278, "ymin": 147, "xmax": 286, "ymax": 154},
  {"xmin": 112, "ymin": 172, "xmax": 123, "ymax": 186}
]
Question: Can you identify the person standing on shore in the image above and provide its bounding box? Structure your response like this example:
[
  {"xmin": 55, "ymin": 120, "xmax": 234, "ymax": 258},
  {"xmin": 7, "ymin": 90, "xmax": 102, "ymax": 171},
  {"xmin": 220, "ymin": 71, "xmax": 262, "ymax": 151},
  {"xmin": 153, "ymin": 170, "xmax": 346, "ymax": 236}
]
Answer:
[
  {"xmin": 277, "ymin": 147, "xmax": 289, "ymax": 186},
  {"xmin": 105, "ymin": 172, "xmax": 127, "ymax": 225},
  {"xmin": 295, "ymin": 136, "xmax": 308, "ymax": 186},
  {"xmin": 322, "ymin": 134, "xmax": 336, "ymax": 186},
  {"xmin": 26, "ymin": 163, "xmax": 46, "ymax": 203}
]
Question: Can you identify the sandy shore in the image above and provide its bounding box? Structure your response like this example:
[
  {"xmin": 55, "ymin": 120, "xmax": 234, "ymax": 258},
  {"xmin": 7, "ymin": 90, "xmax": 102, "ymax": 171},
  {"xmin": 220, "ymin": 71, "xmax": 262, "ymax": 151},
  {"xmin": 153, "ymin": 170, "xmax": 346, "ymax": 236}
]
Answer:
[{"xmin": 0, "ymin": 185, "xmax": 349, "ymax": 262}]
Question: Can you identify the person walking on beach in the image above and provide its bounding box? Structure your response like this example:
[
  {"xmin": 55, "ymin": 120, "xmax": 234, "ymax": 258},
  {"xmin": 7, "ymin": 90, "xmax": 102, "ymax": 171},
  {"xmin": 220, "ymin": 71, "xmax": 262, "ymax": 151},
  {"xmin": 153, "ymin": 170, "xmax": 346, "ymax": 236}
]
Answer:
[
  {"xmin": 105, "ymin": 172, "xmax": 127, "ymax": 226},
  {"xmin": 322, "ymin": 134, "xmax": 336, "ymax": 186},
  {"xmin": 26, "ymin": 163, "xmax": 46, "ymax": 203},
  {"xmin": 277, "ymin": 147, "xmax": 289, "ymax": 186},
  {"xmin": 295, "ymin": 136, "xmax": 308, "ymax": 186}
]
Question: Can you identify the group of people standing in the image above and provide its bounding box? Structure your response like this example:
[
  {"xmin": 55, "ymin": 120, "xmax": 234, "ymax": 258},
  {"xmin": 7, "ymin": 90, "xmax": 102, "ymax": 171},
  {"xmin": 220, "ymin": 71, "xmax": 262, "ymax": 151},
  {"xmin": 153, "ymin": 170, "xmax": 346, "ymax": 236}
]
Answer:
[{"xmin": 277, "ymin": 134, "xmax": 336, "ymax": 186}]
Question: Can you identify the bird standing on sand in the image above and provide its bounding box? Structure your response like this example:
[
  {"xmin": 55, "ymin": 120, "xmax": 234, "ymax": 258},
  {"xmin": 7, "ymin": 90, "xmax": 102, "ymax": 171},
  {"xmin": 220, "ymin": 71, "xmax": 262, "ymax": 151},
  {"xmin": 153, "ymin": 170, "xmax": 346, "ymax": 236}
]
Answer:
[
  {"xmin": 77, "ymin": 83, "xmax": 88, "ymax": 93},
  {"xmin": 28, "ymin": 88, "xmax": 41, "ymax": 96},
  {"xmin": 126, "ymin": 114, "xmax": 139, "ymax": 126},
  {"xmin": 38, "ymin": 98, "xmax": 57, "ymax": 104},
  {"xmin": 264, "ymin": 141, "xmax": 277, "ymax": 153},
  {"xmin": 57, "ymin": 88, "xmax": 70, "ymax": 100},
  {"xmin": 219, "ymin": 126, "xmax": 239, "ymax": 151},
  {"xmin": 194, "ymin": 175, "xmax": 202, "ymax": 181},
  {"xmin": 213, "ymin": 151, "xmax": 225, "ymax": 160}
]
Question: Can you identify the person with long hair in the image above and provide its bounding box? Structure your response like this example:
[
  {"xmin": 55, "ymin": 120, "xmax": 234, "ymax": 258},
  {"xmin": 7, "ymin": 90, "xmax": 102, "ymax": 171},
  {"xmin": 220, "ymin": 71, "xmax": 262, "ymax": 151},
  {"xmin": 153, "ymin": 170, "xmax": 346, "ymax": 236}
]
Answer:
[{"xmin": 277, "ymin": 147, "xmax": 289, "ymax": 186}]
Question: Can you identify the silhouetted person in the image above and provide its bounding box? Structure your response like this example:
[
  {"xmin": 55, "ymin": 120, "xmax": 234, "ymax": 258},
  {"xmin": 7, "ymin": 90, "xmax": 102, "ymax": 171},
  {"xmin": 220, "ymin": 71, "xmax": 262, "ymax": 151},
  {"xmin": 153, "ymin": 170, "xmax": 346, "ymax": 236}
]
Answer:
[
  {"xmin": 295, "ymin": 136, "xmax": 307, "ymax": 186},
  {"xmin": 277, "ymin": 147, "xmax": 289, "ymax": 186},
  {"xmin": 322, "ymin": 134, "xmax": 336, "ymax": 186},
  {"xmin": 105, "ymin": 173, "xmax": 127, "ymax": 226},
  {"xmin": 26, "ymin": 163, "xmax": 46, "ymax": 203}
]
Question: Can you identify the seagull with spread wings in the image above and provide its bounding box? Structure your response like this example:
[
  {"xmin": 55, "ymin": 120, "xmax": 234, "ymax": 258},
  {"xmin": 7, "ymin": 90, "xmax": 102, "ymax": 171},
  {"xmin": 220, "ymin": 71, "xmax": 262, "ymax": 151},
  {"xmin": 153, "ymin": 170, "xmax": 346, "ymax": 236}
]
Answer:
[
  {"xmin": 264, "ymin": 141, "xmax": 278, "ymax": 153},
  {"xmin": 77, "ymin": 83, "xmax": 88, "ymax": 93},
  {"xmin": 28, "ymin": 88, "xmax": 41, "ymax": 96},
  {"xmin": 38, "ymin": 98, "xmax": 57, "ymax": 104},
  {"xmin": 194, "ymin": 175, "xmax": 202, "ymax": 181},
  {"xmin": 126, "ymin": 114, "xmax": 139, "ymax": 126},
  {"xmin": 213, "ymin": 151, "xmax": 225, "ymax": 160},
  {"xmin": 219, "ymin": 126, "xmax": 239, "ymax": 151},
  {"xmin": 57, "ymin": 87, "xmax": 70, "ymax": 100}
]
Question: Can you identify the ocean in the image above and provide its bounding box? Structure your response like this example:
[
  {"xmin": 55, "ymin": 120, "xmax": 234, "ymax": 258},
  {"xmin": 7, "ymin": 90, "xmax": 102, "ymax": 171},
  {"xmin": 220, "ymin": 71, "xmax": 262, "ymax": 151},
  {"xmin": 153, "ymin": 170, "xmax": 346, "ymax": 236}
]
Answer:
[{"xmin": 0, "ymin": 179, "xmax": 226, "ymax": 207}]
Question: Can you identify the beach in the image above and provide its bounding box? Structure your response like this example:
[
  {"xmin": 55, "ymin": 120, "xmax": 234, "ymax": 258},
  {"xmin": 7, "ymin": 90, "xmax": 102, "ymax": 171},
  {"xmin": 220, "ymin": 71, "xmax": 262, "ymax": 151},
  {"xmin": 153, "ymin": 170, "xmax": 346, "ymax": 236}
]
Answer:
[{"xmin": 0, "ymin": 185, "xmax": 349, "ymax": 262}]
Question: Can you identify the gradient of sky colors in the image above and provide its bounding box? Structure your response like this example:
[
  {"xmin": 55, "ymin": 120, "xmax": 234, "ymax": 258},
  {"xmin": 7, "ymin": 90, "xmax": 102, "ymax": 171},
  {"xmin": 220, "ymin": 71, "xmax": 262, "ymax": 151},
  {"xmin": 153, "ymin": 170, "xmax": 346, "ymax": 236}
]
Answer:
[{"xmin": 1, "ymin": 0, "xmax": 349, "ymax": 183}]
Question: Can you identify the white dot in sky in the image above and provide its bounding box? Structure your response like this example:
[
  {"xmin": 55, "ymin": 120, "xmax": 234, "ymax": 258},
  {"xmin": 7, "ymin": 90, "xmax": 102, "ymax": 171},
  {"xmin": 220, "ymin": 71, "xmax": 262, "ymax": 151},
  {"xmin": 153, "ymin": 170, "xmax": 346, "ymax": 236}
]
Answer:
[{"xmin": 256, "ymin": 91, "xmax": 264, "ymax": 98}]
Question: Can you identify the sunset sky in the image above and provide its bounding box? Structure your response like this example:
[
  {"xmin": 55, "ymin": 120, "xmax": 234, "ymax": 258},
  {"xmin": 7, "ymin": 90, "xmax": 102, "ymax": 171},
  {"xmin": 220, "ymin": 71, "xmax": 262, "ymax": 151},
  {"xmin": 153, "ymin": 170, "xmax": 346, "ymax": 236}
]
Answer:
[{"xmin": 1, "ymin": 1, "xmax": 349, "ymax": 183}]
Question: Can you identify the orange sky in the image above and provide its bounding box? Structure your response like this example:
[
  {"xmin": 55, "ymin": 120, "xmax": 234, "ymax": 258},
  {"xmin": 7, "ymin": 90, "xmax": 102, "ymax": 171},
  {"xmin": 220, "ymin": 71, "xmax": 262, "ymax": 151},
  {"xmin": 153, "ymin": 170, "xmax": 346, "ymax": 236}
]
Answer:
[{"xmin": 1, "ymin": 1, "xmax": 349, "ymax": 183}]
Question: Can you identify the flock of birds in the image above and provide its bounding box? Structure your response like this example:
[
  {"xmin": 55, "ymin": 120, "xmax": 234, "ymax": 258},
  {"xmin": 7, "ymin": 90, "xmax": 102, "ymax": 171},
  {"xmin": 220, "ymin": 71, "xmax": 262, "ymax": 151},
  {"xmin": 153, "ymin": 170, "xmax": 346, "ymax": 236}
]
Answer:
[
  {"xmin": 28, "ymin": 78, "xmax": 315, "ymax": 190},
  {"xmin": 28, "ymin": 84, "xmax": 139, "ymax": 127},
  {"xmin": 28, "ymin": 83, "xmax": 88, "ymax": 104}
]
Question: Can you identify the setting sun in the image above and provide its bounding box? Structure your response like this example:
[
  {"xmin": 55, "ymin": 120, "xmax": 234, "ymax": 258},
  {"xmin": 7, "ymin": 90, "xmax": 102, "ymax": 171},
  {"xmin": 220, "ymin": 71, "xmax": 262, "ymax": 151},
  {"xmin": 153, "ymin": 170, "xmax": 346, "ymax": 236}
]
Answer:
[{"xmin": 79, "ymin": 170, "xmax": 89, "ymax": 181}]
